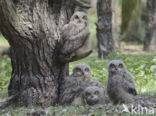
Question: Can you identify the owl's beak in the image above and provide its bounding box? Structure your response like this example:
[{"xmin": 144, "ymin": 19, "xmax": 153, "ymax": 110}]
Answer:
[
  {"xmin": 78, "ymin": 20, "xmax": 82, "ymax": 23},
  {"xmin": 115, "ymin": 68, "xmax": 118, "ymax": 71},
  {"xmin": 82, "ymin": 71, "xmax": 84, "ymax": 75}
]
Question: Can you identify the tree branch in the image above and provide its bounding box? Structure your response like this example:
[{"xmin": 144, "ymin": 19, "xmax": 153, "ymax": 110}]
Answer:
[
  {"xmin": 0, "ymin": 0, "xmax": 20, "ymax": 41},
  {"xmin": 73, "ymin": 0, "xmax": 91, "ymax": 9},
  {"xmin": 69, "ymin": 49, "xmax": 92, "ymax": 62}
]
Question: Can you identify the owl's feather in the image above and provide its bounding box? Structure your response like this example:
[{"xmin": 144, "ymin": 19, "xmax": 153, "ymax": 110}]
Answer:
[
  {"xmin": 107, "ymin": 60, "xmax": 137, "ymax": 104},
  {"xmin": 59, "ymin": 11, "xmax": 91, "ymax": 63},
  {"xmin": 60, "ymin": 63, "xmax": 92, "ymax": 105}
]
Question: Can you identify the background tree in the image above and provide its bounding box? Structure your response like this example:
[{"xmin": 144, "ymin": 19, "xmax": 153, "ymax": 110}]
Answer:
[
  {"xmin": 121, "ymin": 0, "xmax": 143, "ymax": 42},
  {"xmin": 96, "ymin": 0, "xmax": 114, "ymax": 59},
  {"xmin": 143, "ymin": 0, "xmax": 156, "ymax": 51},
  {"xmin": 0, "ymin": 0, "xmax": 90, "ymax": 106}
]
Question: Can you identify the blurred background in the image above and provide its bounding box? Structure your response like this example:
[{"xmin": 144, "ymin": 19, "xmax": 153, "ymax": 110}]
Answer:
[{"xmin": 0, "ymin": 0, "xmax": 156, "ymax": 98}]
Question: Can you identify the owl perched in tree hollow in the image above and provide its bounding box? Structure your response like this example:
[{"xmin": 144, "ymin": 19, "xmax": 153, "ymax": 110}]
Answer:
[
  {"xmin": 61, "ymin": 11, "xmax": 91, "ymax": 61},
  {"xmin": 107, "ymin": 60, "xmax": 137, "ymax": 105},
  {"xmin": 60, "ymin": 63, "xmax": 92, "ymax": 105}
]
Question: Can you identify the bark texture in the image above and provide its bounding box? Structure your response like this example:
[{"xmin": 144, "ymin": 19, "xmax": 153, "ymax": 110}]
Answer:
[
  {"xmin": 96, "ymin": 0, "xmax": 114, "ymax": 59},
  {"xmin": 0, "ymin": 0, "xmax": 89, "ymax": 106},
  {"xmin": 143, "ymin": 0, "xmax": 156, "ymax": 51}
]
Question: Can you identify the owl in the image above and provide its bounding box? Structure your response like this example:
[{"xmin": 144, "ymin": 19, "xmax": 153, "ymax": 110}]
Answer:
[
  {"xmin": 89, "ymin": 81, "xmax": 104, "ymax": 88},
  {"xmin": 60, "ymin": 63, "xmax": 92, "ymax": 105},
  {"xmin": 61, "ymin": 11, "xmax": 91, "ymax": 61},
  {"xmin": 82, "ymin": 86, "xmax": 105, "ymax": 105},
  {"xmin": 71, "ymin": 63, "xmax": 92, "ymax": 83},
  {"xmin": 107, "ymin": 60, "xmax": 137, "ymax": 104}
]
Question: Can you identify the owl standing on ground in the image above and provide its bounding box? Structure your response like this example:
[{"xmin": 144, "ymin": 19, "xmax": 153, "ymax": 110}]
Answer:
[
  {"xmin": 60, "ymin": 63, "xmax": 92, "ymax": 105},
  {"xmin": 61, "ymin": 11, "xmax": 91, "ymax": 61},
  {"xmin": 107, "ymin": 60, "xmax": 137, "ymax": 105}
]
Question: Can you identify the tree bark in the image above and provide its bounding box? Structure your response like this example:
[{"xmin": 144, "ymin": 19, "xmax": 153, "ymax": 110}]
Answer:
[
  {"xmin": 143, "ymin": 0, "xmax": 156, "ymax": 51},
  {"xmin": 0, "ymin": 0, "xmax": 89, "ymax": 106},
  {"xmin": 96, "ymin": 0, "xmax": 114, "ymax": 59}
]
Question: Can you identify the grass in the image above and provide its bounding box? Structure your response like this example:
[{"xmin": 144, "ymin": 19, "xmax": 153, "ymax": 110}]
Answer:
[
  {"xmin": 0, "ymin": 9, "xmax": 156, "ymax": 115},
  {"xmin": 0, "ymin": 53, "xmax": 155, "ymax": 115},
  {"xmin": 0, "ymin": 30, "xmax": 156, "ymax": 115}
]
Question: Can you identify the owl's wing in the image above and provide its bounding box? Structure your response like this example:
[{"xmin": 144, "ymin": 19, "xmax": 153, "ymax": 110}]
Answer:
[
  {"xmin": 123, "ymin": 72, "xmax": 137, "ymax": 96},
  {"xmin": 61, "ymin": 23, "xmax": 80, "ymax": 40},
  {"xmin": 61, "ymin": 24, "xmax": 71, "ymax": 39},
  {"xmin": 59, "ymin": 22, "xmax": 89, "ymax": 63},
  {"xmin": 124, "ymin": 72, "xmax": 136, "ymax": 88},
  {"xmin": 60, "ymin": 77, "xmax": 84, "ymax": 105}
]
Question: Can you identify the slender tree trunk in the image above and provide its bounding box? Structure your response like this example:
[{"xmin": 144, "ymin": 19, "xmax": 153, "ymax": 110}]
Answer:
[
  {"xmin": 143, "ymin": 0, "xmax": 156, "ymax": 51},
  {"xmin": 0, "ymin": 0, "xmax": 89, "ymax": 106},
  {"xmin": 121, "ymin": 0, "xmax": 142, "ymax": 42},
  {"xmin": 96, "ymin": 0, "xmax": 114, "ymax": 59},
  {"xmin": 151, "ymin": 11, "xmax": 156, "ymax": 46}
]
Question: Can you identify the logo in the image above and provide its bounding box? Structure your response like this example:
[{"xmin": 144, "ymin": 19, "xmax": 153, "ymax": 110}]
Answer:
[{"xmin": 122, "ymin": 104, "xmax": 155, "ymax": 114}]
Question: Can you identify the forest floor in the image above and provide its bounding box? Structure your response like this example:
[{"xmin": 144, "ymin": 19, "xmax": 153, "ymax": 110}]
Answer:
[
  {"xmin": 0, "ymin": 40, "xmax": 156, "ymax": 115},
  {"xmin": 0, "ymin": 97, "xmax": 156, "ymax": 116}
]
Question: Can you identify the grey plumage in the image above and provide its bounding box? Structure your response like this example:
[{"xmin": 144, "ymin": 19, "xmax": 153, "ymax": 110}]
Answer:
[
  {"xmin": 60, "ymin": 63, "xmax": 92, "ymax": 105},
  {"xmin": 62, "ymin": 11, "xmax": 89, "ymax": 40},
  {"xmin": 89, "ymin": 81, "xmax": 104, "ymax": 88},
  {"xmin": 83, "ymin": 86, "xmax": 105, "ymax": 105},
  {"xmin": 107, "ymin": 60, "xmax": 137, "ymax": 104},
  {"xmin": 61, "ymin": 11, "xmax": 91, "ymax": 61}
]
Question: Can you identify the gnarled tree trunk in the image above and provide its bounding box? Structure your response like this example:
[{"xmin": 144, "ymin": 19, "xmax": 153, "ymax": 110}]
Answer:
[
  {"xmin": 96, "ymin": 0, "xmax": 114, "ymax": 59},
  {"xmin": 0, "ymin": 0, "xmax": 89, "ymax": 106}
]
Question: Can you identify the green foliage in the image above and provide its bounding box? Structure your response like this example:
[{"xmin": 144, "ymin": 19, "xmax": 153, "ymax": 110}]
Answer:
[
  {"xmin": 0, "ymin": 34, "xmax": 7, "ymax": 43},
  {"xmin": 0, "ymin": 54, "xmax": 155, "ymax": 115},
  {"xmin": 70, "ymin": 53, "xmax": 156, "ymax": 95},
  {"xmin": 0, "ymin": 54, "xmax": 156, "ymax": 97},
  {"xmin": 0, "ymin": 56, "xmax": 11, "ymax": 92}
]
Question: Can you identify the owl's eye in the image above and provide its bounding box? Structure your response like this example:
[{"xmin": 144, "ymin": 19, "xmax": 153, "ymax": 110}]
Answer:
[
  {"xmin": 111, "ymin": 64, "xmax": 116, "ymax": 68},
  {"xmin": 84, "ymin": 68, "xmax": 89, "ymax": 72},
  {"xmin": 87, "ymin": 93, "xmax": 91, "ymax": 96},
  {"xmin": 82, "ymin": 16, "xmax": 87, "ymax": 20},
  {"xmin": 118, "ymin": 64, "xmax": 123, "ymax": 68},
  {"xmin": 76, "ymin": 68, "xmax": 81, "ymax": 73},
  {"xmin": 74, "ymin": 15, "xmax": 79, "ymax": 19}
]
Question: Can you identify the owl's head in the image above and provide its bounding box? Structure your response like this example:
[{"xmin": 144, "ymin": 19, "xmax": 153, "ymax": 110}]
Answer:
[
  {"xmin": 72, "ymin": 63, "xmax": 92, "ymax": 82},
  {"xmin": 108, "ymin": 60, "xmax": 126, "ymax": 75},
  {"xmin": 83, "ymin": 86, "xmax": 100, "ymax": 105},
  {"xmin": 70, "ymin": 11, "xmax": 88, "ymax": 26}
]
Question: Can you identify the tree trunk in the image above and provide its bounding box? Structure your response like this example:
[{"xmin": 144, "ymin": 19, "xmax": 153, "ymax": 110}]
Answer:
[
  {"xmin": 0, "ymin": 0, "xmax": 89, "ymax": 106},
  {"xmin": 96, "ymin": 0, "xmax": 114, "ymax": 59},
  {"xmin": 143, "ymin": 0, "xmax": 156, "ymax": 51},
  {"xmin": 121, "ymin": 0, "xmax": 142, "ymax": 42}
]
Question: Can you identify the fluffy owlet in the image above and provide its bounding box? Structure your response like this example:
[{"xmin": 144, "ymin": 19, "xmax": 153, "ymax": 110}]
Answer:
[
  {"xmin": 107, "ymin": 60, "xmax": 137, "ymax": 104},
  {"xmin": 71, "ymin": 63, "xmax": 92, "ymax": 83},
  {"xmin": 60, "ymin": 63, "xmax": 92, "ymax": 105},
  {"xmin": 82, "ymin": 86, "xmax": 105, "ymax": 105},
  {"xmin": 61, "ymin": 11, "xmax": 91, "ymax": 61}
]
